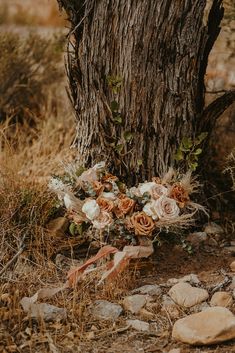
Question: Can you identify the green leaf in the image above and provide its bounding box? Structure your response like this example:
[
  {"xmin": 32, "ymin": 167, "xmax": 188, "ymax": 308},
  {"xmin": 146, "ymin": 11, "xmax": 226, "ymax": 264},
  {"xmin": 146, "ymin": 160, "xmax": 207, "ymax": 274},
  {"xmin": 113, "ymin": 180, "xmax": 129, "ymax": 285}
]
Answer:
[
  {"xmin": 69, "ymin": 223, "xmax": 76, "ymax": 236},
  {"xmin": 194, "ymin": 148, "xmax": 202, "ymax": 155},
  {"xmin": 182, "ymin": 137, "xmax": 193, "ymax": 150},
  {"xmin": 189, "ymin": 162, "xmax": 198, "ymax": 171},
  {"xmin": 110, "ymin": 100, "xmax": 119, "ymax": 112},
  {"xmin": 197, "ymin": 132, "xmax": 208, "ymax": 144},
  {"xmin": 175, "ymin": 149, "xmax": 184, "ymax": 161},
  {"xmin": 137, "ymin": 159, "xmax": 143, "ymax": 166},
  {"xmin": 75, "ymin": 166, "xmax": 86, "ymax": 177},
  {"xmin": 124, "ymin": 131, "xmax": 133, "ymax": 142},
  {"xmin": 115, "ymin": 144, "xmax": 124, "ymax": 153},
  {"xmin": 114, "ymin": 115, "xmax": 122, "ymax": 124}
]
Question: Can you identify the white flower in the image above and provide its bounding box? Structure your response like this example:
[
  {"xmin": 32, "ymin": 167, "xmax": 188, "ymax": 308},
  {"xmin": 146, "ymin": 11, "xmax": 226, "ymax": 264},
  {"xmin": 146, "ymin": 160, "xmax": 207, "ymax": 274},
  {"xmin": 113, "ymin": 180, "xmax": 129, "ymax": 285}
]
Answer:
[
  {"xmin": 155, "ymin": 196, "xmax": 180, "ymax": 220},
  {"xmin": 82, "ymin": 199, "xmax": 100, "ymax": 220},
  {"xmin": 48, "ymin": 177, "xmax": 66, "ymax": 192},
  {"xmin": 100, "ymin": 192, "xmax": 116, "ymax": 200},
  {"xmin": 151, "ymin": 184, "xmax": 169, "ymax": 200},
  {"xmin": 92, "ymin": 211, "xmax": 113, "ymax": 230},
  {"xmin": 128, "ymin": 186, "xmax": 141, "ymax": 198},
  {"xmin": 139, "ymin": 182, "xmax": 156, "ymax": 196},
  {"xmin": 143, "ymin": 201, "xmax": 159, "ymax": 220}
]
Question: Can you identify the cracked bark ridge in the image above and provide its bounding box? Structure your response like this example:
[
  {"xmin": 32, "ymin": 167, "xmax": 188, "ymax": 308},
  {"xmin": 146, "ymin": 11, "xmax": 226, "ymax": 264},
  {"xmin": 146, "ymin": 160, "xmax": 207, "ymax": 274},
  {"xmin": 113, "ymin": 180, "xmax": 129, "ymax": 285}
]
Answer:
[{"xmin": 58, "ymin": 0, "xmax": 233, "ymax": 184}]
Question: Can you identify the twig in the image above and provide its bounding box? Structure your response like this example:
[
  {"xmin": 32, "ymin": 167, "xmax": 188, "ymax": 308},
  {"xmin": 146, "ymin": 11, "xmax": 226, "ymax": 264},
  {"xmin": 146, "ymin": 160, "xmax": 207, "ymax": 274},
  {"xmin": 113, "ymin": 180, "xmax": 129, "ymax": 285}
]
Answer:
[{"xmin": 0, "ymin": 234, "xmax": 26, "ymax": 277}]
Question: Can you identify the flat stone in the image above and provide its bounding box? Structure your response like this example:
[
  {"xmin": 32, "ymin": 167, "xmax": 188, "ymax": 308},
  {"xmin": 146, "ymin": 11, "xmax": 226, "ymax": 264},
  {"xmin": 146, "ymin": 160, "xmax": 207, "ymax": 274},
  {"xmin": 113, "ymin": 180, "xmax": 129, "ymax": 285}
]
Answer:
[
  {"xmin": 186, "ymin": 232, "xmax": 208, "ymax": 246},
  {"xmin": 90, "ymin": 300, "xmax": 123, "ymax": 320},
  {"xmin": 230, "ymin": 261, "xmax": 235, "ymax": 272},
  {"xmin": 169, "ymin": 282, "xmax": 209, "ymax": 308},
  {"xmin": 204, "ymin": 222, "xmax": 223, "ymax": 235},
  {"xmin": 131, "ymin": 284, "xmax": 162, "ymax": 296},
  {"xmin": 123, "ymin": 294, "xmax": 147, "ymax": 314},
  {"xmin": 161, "ymin": 295, "xmax": 180, "ymax": 319},
  {"xmin": 166, "ymin": 274, "xmax": 200, "ymax": 287},
  {"xmin": 172, "ymin": 307, "xmax": 235, "ymax": 345},
  {"xmin": 26, "ymin": 303, "xmax": 67, "ymax": 322},
  {"xmin": 127, "ymin": 319, "xmax": 150, "ymax": 332},
  {"xmin": 210, "ymin": 292, "xmax": 233, "ymax": 307}
]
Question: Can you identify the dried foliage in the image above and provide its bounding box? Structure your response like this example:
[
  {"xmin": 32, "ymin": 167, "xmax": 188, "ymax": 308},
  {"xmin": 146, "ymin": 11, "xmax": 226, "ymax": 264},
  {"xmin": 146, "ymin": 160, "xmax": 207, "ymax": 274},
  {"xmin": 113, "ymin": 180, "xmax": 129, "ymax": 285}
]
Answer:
[{"xmin": 0, "ymin": 32, "xmax": 64, "ymax": 127}]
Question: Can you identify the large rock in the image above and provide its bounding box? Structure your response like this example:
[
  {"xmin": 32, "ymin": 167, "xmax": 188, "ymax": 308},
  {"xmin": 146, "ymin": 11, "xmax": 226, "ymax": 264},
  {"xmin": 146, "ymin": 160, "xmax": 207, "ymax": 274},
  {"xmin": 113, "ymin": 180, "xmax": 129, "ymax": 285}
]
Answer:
[
  {"xmin": 131, "ymin": 284, "xmax": 162, "ymax": 296},
  {"xmin": 123, "ymin": 294, "xmax": 148, "ymax": 314},
  {"xmin": 90, "ymin": 300, "xmax": 123, "ymax": 320},
  {"xmin": 172, "ymin": 307, "xmax": 235, "ymax": 345},
  {"xmin": 26, "ymin": 303, "xmax": 67, "ymax": 322},
  {"xmin": 169, "ymin": 282, "xmax": 209, "ymax": 308},
  {"xmin": 210, "ymin": 292, "xmax": 233, "ymax": 308}
]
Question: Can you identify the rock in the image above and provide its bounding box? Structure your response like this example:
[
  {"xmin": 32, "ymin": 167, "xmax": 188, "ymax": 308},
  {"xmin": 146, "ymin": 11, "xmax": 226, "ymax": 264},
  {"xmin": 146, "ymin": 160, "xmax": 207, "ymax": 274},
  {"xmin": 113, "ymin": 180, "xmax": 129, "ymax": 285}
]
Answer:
[
  {"xmin": 204, "ymin": 222, "xmax": 223, "ymax": 235},
  {"xmin": 131, "ymin": 284, "xmax": 162, "ymax": 296},
  {"xmin": 90, "ymin": 300, "xmax": 123, "ymax": 320},
  {"xmin": 186, "ymin": 232, "xmax": 208, "ymax": 246},
  {"xmin": 230, "ymin": 277, "xmax": 235, "ymax": 290},
  {"xmin": 123, "ymin": 295, "xmax": 148, "ymax": 314},
  {"xmin": 47, "ymin": 217, "xmax": 69, "ymax": 236},
  {"xmin": 169, "ymin": 282, "xmax": 209, "ymax": 308},
  {"xmin": 166, "ymin": 274, "xmax": 200, "ymax": 287},
  {"xmin": 127, "ymin": 319, "xmax": 150, "ymax": 332},
  {"xmin": 210, "ymin": 292, "xmax": 233, "ymax": 307},
  {"xmin": 26, "ymin": 303, "xmax": 67, "ymax": 322},
  {"xmin": 161, "ymin": 295, "xmax": 180, "ymax": 319},
  {"xmin": 230, "ymin": 261, "xmax": 235, "ymax": 272},
  {"xmin": 172, "ymin": 307, "xmax": 235, "ymax": 345}
]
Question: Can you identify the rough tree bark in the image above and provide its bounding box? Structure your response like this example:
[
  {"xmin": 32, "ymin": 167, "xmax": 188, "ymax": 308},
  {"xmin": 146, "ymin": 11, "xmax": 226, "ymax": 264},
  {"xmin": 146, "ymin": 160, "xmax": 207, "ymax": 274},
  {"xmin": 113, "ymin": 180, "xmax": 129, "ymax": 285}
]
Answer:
[{"xmin": 58, "ymin": 0, "xmax": 235, "ymax": 183}]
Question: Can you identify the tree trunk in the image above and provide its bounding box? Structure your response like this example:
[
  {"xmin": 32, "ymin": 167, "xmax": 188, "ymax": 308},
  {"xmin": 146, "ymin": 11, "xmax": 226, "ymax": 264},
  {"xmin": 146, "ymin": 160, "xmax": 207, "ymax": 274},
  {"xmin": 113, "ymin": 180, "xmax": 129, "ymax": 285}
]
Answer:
[{"xmin": 58, "ymin": 0, "xmax": 234, "ymax": 183}]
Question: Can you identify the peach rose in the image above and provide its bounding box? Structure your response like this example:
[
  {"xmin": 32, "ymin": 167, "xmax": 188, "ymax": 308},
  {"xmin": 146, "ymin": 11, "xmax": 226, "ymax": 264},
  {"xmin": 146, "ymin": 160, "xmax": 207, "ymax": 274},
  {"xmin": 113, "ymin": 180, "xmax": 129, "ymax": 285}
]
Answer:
[
  {"xmin": 151, "ymin": 184, "xmax": 169, "ymax": 200},
  {"xmin": 114, "ymin": 196, "xmax": 135, "ymax": 218},
  {"xmin": 170, "ymin": 183, "xmax": 189, "ymax": 207},
  {"xmin": 127, "ymin": 212, "xmax": 155, "ymax": 236},
  {"xmin": 97, "ymin": 197, "xmax": 114, "ymax": 212},
  {"xmin": 155, "ymin": 196, "xmax": 180, "ymax": 220},
  {"xmin": 92, "ymin": 211, "xmax": 113, "ymax": 230}
]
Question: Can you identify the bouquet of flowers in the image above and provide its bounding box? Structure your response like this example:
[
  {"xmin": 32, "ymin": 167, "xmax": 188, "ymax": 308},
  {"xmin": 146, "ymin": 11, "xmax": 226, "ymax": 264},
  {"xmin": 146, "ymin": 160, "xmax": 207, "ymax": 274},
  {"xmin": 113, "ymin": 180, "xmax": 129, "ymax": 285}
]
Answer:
[{"xmin": 49, "ymin": 162, "xmax": 205, "ymax": 247}]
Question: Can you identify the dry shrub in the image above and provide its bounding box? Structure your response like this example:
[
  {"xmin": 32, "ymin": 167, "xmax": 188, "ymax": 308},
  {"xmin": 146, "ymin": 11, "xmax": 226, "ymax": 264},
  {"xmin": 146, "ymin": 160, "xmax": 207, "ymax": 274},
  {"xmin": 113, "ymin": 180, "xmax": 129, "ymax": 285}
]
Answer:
[
  {"xmin": 224, "ymin": 149, "xmax": 235, "ymax": 191},
  {"xmin": 0, "ymin": 32, "xmax": 64, "ymax": 129}
]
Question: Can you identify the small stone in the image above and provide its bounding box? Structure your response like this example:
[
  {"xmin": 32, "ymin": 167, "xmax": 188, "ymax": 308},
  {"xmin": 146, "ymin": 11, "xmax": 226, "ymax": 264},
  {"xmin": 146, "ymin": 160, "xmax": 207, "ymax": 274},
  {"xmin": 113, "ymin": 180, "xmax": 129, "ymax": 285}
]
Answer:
[
  {"xmin": 123, "ymin": 294, "xmax": 147, "ymax": 314},
  {"xmin": 172, "ymin": 307, "xmax": 235, "ymax": 345},
  {"xmin": 127, "ymin": 319, "xmax": 150, "ymax": 332},
  {"xmin": 161, "ymin": 295, "xmax": 180, "ymax": 319},
  {"xmin": 131, "ymin": 284, "xmax": 162, "ymax": 296},
  {"xmin": 166, "ymin": 274, "xmax": 200, "ymax": 287},
  {"xmin": 204, "ymin": 222, "xmax": 223, "ymax": 235},
  {"xmin": 230, "ymin": 261, "xmax": 235, "ymax": 272},
  {"xmin": 26, "ymin": 303, "xmax": 67, "ymax": 322},
  {"xmin": 90, "ymin": 300, "xmax": 123, "ymax": 320},
  {"xmin": 186, "ymin": 232, "xmax": 208, "ymax": 246},
  {"xmin": 169, "ymin": 282, "xmax": 209, "ymax": 308},
  {"xmin": 210, "ymin": 292, "xmax": 233, "ymax": 307}
]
